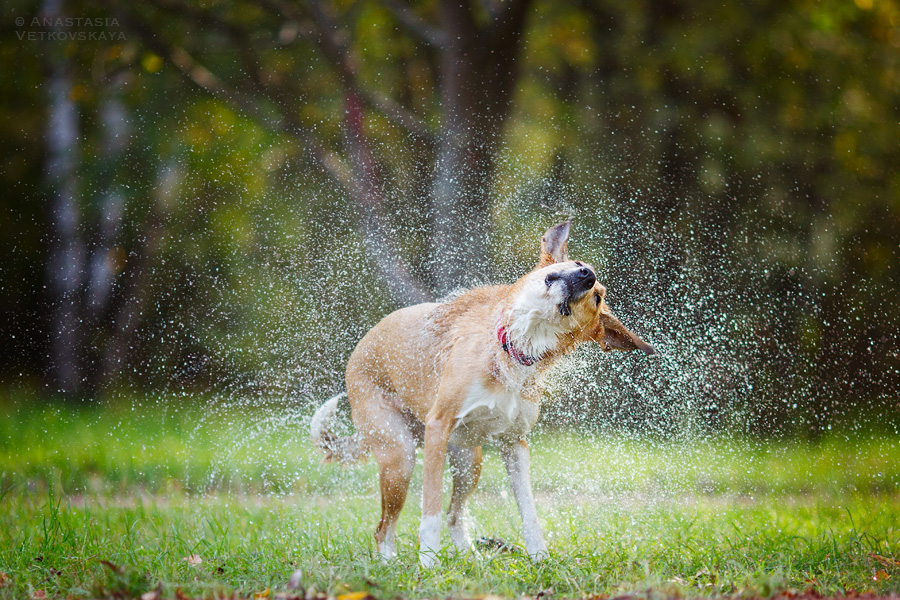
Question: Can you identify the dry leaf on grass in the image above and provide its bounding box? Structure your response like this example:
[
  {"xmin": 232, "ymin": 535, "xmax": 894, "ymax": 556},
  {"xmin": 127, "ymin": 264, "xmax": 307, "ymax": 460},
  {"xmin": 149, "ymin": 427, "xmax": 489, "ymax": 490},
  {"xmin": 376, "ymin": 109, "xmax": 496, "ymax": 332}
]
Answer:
[
  {"xmin": 142, "ymin": 583, "xmax": 163, "ymax": 600},
  {"xmin": 99, "ymin": 560, "xmax": 123, "ymax": 573},
  {"xmin": 335, "ymin": 592, "xmax": 372, "ymax": 600},
  {"xmin": 869, "ymin": 553, "xmax": 900, "ymax": 569},
  {"xmin": 183, "ymin": 555, "xmax": 203, "ymax": 567}
]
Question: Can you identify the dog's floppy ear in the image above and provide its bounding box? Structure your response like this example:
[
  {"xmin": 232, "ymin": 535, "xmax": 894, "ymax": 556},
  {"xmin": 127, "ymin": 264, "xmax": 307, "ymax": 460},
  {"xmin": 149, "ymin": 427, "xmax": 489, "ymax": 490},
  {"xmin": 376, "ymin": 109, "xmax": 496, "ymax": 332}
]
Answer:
[
  {"xmin": 538, "ymin": 220, "xmax": 571, "ymax": 267},
  {"xmin": 595, "ymin": 309, "xmax": 656, "ymax": 355}
]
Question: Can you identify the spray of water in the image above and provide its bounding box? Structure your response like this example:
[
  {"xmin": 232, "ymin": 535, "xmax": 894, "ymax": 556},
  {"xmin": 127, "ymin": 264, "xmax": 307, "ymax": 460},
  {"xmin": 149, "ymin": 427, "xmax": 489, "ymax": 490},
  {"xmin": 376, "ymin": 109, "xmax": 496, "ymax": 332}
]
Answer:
[{"xmin": 107, "ymin": 134, "xmax": 896, "ymax": 530}]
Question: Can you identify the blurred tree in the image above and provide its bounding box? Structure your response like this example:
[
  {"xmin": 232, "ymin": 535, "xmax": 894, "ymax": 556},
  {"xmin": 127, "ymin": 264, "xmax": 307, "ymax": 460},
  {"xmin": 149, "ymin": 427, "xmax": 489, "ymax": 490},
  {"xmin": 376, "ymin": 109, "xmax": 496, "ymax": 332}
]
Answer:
[
  {"xmin": 519, "ymin": 0, "xmax": 900, "ymax": 435},
  {"xmin": 42, "ymin": 0, "xmax": 85, "ymax": 395},
  {"xmin": 115, "ymin": 0, "xmax": 537, "ymax": 301},
  {"xmin": 1, "ymin": 0, "xmax": 896, "ymax": 432}
]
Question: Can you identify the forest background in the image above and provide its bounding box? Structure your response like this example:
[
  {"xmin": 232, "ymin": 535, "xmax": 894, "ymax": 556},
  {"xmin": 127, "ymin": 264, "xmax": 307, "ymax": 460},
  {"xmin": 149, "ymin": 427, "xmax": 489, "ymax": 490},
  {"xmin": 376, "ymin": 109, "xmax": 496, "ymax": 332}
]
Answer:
[{"xmin": 1, "ymin": 0, "xmax": 898, "ymax": 437}]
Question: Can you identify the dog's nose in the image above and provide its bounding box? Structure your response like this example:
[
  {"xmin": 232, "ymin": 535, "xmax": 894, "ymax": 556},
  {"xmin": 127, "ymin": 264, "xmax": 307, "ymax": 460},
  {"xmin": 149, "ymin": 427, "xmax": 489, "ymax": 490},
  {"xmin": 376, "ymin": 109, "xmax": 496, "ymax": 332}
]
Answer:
[{"xmin": 575, "ymin": 267, "xmax": 595, "ymax": 285}]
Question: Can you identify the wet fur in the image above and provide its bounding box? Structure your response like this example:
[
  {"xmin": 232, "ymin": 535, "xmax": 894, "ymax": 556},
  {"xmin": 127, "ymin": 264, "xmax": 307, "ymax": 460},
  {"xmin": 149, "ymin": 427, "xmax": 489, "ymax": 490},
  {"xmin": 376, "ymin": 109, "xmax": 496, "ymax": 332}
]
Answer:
[{"xmin": 310, "ymin": 220, "xmax": 654, "ymax": 566}]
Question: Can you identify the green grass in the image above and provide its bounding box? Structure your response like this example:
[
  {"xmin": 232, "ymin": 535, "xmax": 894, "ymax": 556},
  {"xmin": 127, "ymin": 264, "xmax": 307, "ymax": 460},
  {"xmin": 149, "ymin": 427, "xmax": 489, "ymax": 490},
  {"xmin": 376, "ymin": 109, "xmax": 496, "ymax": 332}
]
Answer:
[{"xmin": 2, "ymin": 395, "xmax": 900, "ymax": 599}]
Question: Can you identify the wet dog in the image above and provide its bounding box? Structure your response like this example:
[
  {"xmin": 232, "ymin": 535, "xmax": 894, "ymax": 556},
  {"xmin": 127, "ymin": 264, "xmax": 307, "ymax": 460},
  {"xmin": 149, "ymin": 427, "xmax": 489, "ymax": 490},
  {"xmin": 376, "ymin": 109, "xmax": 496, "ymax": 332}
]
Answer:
[{"xmin": 310, "ymin": 221, "xmax": 654, "ymax": 567}]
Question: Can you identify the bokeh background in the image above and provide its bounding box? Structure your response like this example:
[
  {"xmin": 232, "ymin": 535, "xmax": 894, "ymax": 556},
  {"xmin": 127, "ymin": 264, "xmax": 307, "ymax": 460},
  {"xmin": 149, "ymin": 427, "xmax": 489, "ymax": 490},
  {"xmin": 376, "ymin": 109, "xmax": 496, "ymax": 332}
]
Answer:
[{"xmin": 2, "ymin": 0, "xmax": 899, "ymax": 438}]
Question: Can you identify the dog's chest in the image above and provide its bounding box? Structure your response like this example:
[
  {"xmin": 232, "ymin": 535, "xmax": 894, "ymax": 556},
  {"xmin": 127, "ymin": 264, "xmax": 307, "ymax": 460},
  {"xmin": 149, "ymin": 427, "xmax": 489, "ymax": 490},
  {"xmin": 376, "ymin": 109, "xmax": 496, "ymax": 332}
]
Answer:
[{"xmin": 450, "ymin": 380, "xmax": 539, "ymax": 447}]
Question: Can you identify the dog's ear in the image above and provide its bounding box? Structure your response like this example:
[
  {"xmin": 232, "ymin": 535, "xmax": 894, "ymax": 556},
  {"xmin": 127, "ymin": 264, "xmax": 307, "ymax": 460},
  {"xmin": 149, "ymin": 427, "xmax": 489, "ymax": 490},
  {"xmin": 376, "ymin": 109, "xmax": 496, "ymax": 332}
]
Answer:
[
  {"xmin": 595, "ymin": 309, "xmax": 656, "ymax": 355},
  {"xmin": 538, "ymin": 220, "xmax": 571, "ymax": 267}
]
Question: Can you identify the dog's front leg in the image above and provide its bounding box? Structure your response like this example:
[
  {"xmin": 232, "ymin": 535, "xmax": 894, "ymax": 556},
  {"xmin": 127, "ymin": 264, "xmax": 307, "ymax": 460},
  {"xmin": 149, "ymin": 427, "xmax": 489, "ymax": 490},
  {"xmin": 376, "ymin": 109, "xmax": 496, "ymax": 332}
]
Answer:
[
  {"xmin": 420, "ymin": 414, "xmax": 453, "ymax": 568},
  {"xmin": 500, "ymin": 439, "xmax": 548, "ymax": 561}
]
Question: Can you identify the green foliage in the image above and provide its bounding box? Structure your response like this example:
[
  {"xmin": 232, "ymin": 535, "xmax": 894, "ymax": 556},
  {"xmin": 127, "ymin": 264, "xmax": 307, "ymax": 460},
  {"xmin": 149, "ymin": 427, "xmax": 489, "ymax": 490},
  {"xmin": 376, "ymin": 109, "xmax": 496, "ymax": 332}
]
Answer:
[{"xmin": 1, "ymin": 0, "xmax": 897, "ymax": 427}]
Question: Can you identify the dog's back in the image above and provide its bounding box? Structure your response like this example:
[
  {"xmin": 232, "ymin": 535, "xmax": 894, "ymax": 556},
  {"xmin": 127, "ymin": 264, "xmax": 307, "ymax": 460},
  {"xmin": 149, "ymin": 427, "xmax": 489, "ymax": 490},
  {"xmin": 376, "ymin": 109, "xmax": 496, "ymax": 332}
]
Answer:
[{"xmin": 345, "ymin": 286, "xmax": 510, "ymax": 426}]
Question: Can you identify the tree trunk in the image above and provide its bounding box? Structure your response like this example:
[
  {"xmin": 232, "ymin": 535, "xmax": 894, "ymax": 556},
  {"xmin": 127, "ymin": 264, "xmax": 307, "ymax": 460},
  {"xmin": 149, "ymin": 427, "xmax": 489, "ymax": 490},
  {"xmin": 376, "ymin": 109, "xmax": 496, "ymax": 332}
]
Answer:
[
  {"xmin": 86, "ymin": 80, "xmax": 129, "ymax": 325},
  {"xmin": 429, "ymin": 0, "xmax": 533, "ymax": 294},
  {"xmin": 43, "ymin": 0, "xmax": 86, "ymax": 397}
]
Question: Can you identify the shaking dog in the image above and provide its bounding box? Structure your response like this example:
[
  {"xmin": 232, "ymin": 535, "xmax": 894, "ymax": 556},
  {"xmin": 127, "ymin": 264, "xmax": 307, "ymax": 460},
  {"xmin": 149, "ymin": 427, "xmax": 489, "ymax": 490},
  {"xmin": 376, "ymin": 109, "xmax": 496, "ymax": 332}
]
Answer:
[{"xmin": 311, "ymin": 220, "xmax": 654, "ymax": 566}]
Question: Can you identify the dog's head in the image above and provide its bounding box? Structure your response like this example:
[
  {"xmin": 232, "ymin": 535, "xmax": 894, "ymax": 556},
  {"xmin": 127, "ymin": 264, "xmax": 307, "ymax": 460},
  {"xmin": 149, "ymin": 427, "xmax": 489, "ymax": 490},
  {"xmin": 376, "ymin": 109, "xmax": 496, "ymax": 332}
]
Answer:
[{"xmin": 510, "ymin": 221, "xmax": 655, "ymax": 356}]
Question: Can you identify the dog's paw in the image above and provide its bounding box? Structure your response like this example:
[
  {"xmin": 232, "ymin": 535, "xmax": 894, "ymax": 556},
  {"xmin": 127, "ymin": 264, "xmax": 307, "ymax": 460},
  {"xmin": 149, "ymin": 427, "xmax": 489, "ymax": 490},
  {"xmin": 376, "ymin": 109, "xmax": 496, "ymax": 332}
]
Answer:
[{"xmin": 418, "ymin": 549, "xmax": 439, "ymax": 569}]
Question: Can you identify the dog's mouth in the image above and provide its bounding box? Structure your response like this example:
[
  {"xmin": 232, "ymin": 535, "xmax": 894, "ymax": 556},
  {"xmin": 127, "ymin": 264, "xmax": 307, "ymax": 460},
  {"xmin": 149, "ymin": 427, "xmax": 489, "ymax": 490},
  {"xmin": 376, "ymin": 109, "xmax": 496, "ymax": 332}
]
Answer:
[{"xmin": 545, "ymin": 266, "xmax": 596, "ymax": 316}]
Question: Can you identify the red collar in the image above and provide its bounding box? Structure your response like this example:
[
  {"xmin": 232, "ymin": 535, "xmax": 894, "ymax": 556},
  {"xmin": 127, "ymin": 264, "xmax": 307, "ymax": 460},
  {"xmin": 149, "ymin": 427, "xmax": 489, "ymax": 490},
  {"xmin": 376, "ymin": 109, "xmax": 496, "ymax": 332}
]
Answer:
[{"xmin": 496, "ymin": 314, "xmax": 540, "ymax": 366}]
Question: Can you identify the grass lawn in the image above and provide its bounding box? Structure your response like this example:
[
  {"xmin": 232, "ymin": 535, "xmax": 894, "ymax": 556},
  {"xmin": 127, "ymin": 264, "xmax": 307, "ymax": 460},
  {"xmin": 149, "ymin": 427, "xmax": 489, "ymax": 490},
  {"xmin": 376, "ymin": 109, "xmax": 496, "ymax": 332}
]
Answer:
[{"xmin": 2, "ymin": 394, "xmax": 900, "ymax": 599}]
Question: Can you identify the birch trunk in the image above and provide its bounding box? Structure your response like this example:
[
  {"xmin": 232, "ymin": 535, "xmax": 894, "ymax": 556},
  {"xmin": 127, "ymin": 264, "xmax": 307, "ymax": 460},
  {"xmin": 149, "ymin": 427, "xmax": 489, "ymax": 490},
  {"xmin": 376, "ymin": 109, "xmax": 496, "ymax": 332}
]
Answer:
[{"xmin": 43, "ymin": 0, "xmax": 86, "ymax": 396}]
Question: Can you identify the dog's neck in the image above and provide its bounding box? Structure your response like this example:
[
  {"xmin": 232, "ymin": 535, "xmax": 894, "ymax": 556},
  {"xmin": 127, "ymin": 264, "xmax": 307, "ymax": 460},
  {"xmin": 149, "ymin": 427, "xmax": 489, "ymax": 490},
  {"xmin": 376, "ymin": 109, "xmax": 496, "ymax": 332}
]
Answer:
[
  {"xmin": 496, "ymin": 316, "xmax": 540, "ymax": 366},
  {"xmin": 498, "ymin": 305, "xmax": 570, "ymax": 366}
]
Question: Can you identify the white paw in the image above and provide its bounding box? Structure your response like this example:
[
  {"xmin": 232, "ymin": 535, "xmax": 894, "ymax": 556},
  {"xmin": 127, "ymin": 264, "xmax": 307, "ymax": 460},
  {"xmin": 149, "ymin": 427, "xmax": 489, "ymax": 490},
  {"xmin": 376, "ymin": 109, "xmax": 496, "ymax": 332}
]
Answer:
[
  {"xmin": 448, "ymin": 521, "xmax": 471, "ymax": 554},
  {"xmin": 418, "ymin": 514, "xmax": 442, "ymax": 568},
  {"xmin": 377, "ymin": 540, "xmax": 396, "ymax": 562},
  {"xmin": 419, "ymin": 549, "xmax": 438, "ymax": 568}
]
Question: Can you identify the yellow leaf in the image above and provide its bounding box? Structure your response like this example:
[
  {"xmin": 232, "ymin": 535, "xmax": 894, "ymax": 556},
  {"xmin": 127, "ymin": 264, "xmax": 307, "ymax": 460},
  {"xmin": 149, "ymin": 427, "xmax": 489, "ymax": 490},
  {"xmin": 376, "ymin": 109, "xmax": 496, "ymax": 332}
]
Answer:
[{"xmin": 336, "ymin": 592, "xmax": 370, "ymax": 600}]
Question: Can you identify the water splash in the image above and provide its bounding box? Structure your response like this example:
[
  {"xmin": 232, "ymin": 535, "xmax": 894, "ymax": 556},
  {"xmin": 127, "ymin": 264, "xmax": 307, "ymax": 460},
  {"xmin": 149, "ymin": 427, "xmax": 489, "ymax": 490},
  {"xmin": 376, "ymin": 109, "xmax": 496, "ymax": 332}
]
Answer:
[{"xmin": 106, "ymin": 137, "xmax": 897, "ymax": 512}]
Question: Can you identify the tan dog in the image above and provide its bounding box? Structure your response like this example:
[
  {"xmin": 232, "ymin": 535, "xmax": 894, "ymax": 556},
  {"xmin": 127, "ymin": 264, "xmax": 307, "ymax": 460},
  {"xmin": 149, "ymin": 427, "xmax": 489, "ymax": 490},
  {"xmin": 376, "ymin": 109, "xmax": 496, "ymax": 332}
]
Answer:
[{"xmin": 310, "ymin": 221, "xmax": 654, "ymax": 567}]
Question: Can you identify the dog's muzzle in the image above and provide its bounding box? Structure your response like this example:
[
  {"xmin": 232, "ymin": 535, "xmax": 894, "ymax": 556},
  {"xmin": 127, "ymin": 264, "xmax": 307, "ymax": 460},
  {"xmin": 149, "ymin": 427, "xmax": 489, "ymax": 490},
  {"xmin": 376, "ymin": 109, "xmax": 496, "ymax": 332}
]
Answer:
[{"xmin": 546, "ymin": 267, "xmax": 596, "ymax": 316}]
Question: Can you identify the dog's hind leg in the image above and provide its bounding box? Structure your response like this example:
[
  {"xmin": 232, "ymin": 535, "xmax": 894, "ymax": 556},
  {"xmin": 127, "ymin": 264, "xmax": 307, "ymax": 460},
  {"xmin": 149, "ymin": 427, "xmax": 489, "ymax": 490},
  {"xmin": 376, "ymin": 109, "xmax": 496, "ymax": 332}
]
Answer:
[
  {"xmin": 447, "ymin": 444, "xmax": 482, "ymax": 554},
  {"xmin": 373, "ymin": 439, "xmax": 414, "ymax": 561},
  {"xmin": 350, "ymin": 389, "xmax": 416, "ymax": 561}
]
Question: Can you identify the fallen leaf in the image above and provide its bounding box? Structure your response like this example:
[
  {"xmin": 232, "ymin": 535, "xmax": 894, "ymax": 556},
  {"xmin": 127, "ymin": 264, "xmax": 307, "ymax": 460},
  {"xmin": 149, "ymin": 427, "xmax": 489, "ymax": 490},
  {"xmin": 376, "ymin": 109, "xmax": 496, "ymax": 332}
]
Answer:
[
  {"xmin": 254, "ymin": 588, "xmax": 271, "ymax": 599},
  {"xmin": 873, "ymin": 569, "xmax": 891, "ymax": 581},
  {"xmin": 335, "ymin": 592, "xmax": 370, "ymax": 600},
  {"xmin": 183, "ymin": 554, "xmax": 203, "ymax": 567},
  {"xmin": 669, "ymin": 576, "xmax": 689, "ymax": 585},
  {"xmin": 33, "ymin": 591, "xmax": 46, "ymax": 600},
  {"xmin": 141, "ymin": 592, "xmax": 158, "ymax": 600},
  {"xmin": 0, "ymin": 573, "xmax": 9, "ymax": 587},
  {"xmin": 99, "ymin": 560, "xmax": 122, "ymax": 573},
  {"xmin": 869, "ymin": 553, "xmax": 900, "ymax": 569}
]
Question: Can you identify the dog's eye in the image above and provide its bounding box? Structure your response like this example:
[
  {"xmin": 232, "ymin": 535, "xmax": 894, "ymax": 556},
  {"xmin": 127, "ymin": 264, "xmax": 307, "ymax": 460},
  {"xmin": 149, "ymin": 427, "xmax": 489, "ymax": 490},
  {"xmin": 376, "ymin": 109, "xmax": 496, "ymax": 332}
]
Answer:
[
  {"xmin": 545, "ymin": 273, "xmax": 560, "ymax": 287},
  {"xmin": 594, "ymin": 292, "xmax": 601, "ymax": 305},
  {"xmin": 575, "ymin": 261, "xmax": 583, "ymax": 267}
]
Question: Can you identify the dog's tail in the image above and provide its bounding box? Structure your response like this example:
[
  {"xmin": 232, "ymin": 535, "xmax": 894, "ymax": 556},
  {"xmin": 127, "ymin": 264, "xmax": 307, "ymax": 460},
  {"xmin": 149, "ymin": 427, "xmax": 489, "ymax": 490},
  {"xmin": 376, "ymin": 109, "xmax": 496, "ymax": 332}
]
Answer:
[{"xmin": 310, "ymin": 392, "xmax": 368, "ymax": 464}]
